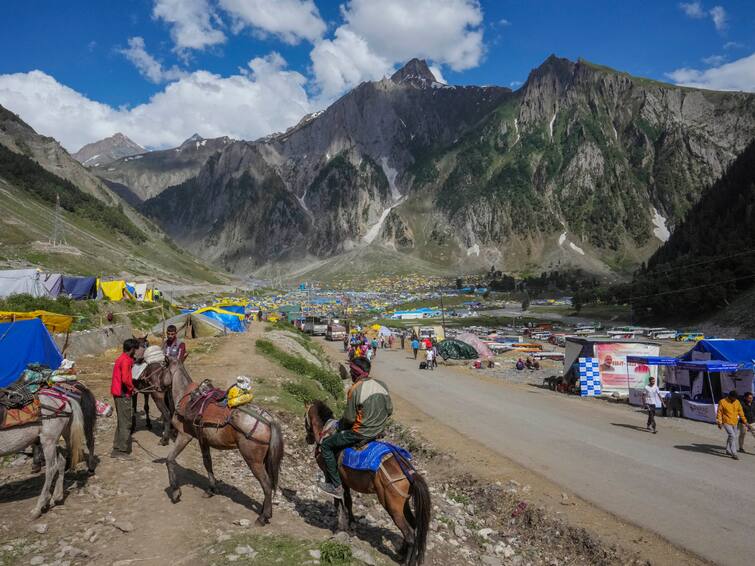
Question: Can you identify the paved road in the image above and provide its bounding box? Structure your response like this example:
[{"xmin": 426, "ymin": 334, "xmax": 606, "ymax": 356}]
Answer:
[{"xmin": 326, "ymin": 341, "xmax": 755, "ymax": 565}]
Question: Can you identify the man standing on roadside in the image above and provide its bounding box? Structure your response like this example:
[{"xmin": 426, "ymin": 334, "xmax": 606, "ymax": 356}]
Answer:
[
  {"xmin": 411, "ymin": 336, "xmax": 420, "ymax": 360},
  {"xmin": 738, "ymin": 392, "xmax": 755, "ymax": 453},
  {"xmin": 400, "ymin": 332, "xmax": 406, "ymax": 351},
  {"xmin": 163, "ymin": 324, "xmax": 187, "ymax": 362},
  {"xmin": 717, "ymin": 390, "xmax": 751, "ymax": 460},
  {"xmin": 111, "ymin": 338, "xmax": 137, "ymax": 458},
  {"xmin": 643, "ymin": 376, "xmax": 664, "ymax": 434}
]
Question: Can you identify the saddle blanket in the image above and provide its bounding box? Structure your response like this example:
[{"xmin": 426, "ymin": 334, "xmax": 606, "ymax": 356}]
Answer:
[
  {"xmin": 341, "ymin": 441, "xmax": 412, "ymax": 472},
  {"xmin": 0, "ymin": 398, "xmax": 41, "ymax": 430}
]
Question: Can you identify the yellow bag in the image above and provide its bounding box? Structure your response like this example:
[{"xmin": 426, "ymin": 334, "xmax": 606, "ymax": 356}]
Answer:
[{"xmin": 227, "ymin": 385, "xmax": 254, "ymax": 408}]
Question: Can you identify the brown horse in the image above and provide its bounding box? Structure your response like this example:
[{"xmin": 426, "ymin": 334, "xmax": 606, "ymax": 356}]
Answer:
[
  {"xmin": 136, "ymin": 359, "xmax": 175, "ymax": 446},
  {"xmin": 305, "ymin": 401, "xmax": 430, "ymax": 565},
  {"xmin": 157, "ymin": 359, "xmax": 283, "ymax": 525}
]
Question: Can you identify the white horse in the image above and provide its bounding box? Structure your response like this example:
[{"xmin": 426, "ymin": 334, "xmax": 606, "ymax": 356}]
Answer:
[{"xmin": 0, "ymin": 384, "xmax": 97, "ymax": 518}]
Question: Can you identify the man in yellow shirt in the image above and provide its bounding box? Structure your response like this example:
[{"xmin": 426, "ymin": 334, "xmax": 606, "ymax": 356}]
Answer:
[{"xmin": 717, "ymin": 390, "xmax": 751, "ymax": 460}]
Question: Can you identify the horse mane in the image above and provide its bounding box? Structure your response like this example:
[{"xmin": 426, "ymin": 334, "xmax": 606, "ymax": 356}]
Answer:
[{"xmin": 312, "ymin": 399, "xmax": 333, "ymax": 424}]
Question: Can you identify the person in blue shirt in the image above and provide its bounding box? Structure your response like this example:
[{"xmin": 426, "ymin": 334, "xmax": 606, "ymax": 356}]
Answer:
[{"xmin": 411, "ymin": 336, "xmax": 420, "ymax": 359}]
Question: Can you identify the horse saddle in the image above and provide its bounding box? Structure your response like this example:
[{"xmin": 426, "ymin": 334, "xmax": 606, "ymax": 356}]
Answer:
[
  {"xmin": 0, "ymin": 398, "xmax": 41, "ymax": 430},
  {"xmin": 340, "ymin": 441, "xmax": 413, "ymax": 473},
  {"xmin": 178, "ymin": 381, "xmax": 231, "ymax": 427}
]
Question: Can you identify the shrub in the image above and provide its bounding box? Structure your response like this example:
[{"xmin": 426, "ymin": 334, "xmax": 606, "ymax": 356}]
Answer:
[{"xmin": 319, "ymin": 540, "xmax": 352, "ymax": 565}]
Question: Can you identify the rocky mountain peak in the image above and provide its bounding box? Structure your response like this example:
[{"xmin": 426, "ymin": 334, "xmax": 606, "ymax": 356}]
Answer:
[
  {"xmin": 182, "ymin": 133, "xmax": 204, "ymax": 145},
  {"xmin": 390, "ymin": 58, "xmax": 437, "ymax": 84},
  {"xmin": 72, "ymin": 132, "xmax": 144, "ymax": 167}
]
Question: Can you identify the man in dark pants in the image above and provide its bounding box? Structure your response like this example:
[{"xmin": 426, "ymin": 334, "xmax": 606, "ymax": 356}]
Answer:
[
  {"xmin": 400, "ymin": 332, "xmax": 405, "ymax": 351},
  {"xmin": 739, "ymin": 392, "xmax": 755, "ymax": 453},
  {"xmin": 319, "ymin": 357, "xmax": 393, "ymax": 499},
  {"xmin": 643, "ymin": 376, "xmax": 664, "ymax": 434},
  {"xmin": 111, "ymin": 339, "xmax": 137, "ymax": 458}
]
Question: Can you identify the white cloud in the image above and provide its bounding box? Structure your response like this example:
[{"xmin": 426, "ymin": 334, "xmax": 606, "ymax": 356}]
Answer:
[
  {"xmin": 679, "ymin": 2, "xmax": 705, "ymax": 18},
  {"xmin": 0, "ymin": 53, "xmax": 312, "ymax": 151},
  {"xmin": 724, "ymin": 41, "xmax": 744, "ymax": 50},
  {"xmin": 310, "ymin": 28, "xmax": 393, "ymax": 99},
  {"xmin": 120, "ymin": 37, "xmax": 186, "ymax": 83},
  {"xmin": 219, "ymin": 0, "xmax": 325, "ymax": 44},
  {"xmin": 498, "ymin": 18, "xmax": 511, "ymax": 26},
  {"xmin": 152, "ymin": 0, "xmax": 226, "ymax": 52},
  {"xmin": 709, "ymin": 5, "xmax": 727, "ymax": 31},
  {"xmin": 701, "ymin": 54, "xmax": 726, "ymax": 66},
  {"xmin": 666, "ymin": 52, "xmax": 755, "ymax": 92},
  {"xmin": 310, "ymin": 0, "xmax": 485, "ymax": 99}
]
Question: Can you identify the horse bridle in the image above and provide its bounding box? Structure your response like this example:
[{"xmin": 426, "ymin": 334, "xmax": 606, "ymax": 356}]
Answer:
[{"xmin": 134, "ymin": 362, "xmax": 168, "ymax": 394}]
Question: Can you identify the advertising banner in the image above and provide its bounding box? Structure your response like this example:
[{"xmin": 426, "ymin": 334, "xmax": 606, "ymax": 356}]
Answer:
[{"xmin": 594, "ymin": 342, "xmax": 660, "ymax": 395}]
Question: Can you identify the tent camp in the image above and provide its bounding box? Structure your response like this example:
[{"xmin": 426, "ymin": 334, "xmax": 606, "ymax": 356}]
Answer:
[
  {"xmin": 437, "ymin": 339, "xmax": 478, "ymax": 360},
  {"xmin": 98, "ymin": 280, "xmax": 133, "ymax": 301},
  {"xmin": 0, "ymin": 318, "xmax": 63, "ymax": 387},
  {"xmin": 0, "ymin": 269, "xmax": 50, "ymax": 299},
  {"xmin": 151, "ymin": 312, "xmax": 227, "ymax": 339},
  {"xmin": 664, "ymin": 340, "xmax": 755, "ymax": 423},
  {"xmin": 61, "ymin": 276, "xmax": 97, "ymax": 299},
  {"xmin": 42, "ymin": 273, "xmax": 63, "ymax": 297},
  {"xmin": 192, "ymin": 307, "xmax": 246, "ymax": 333}
]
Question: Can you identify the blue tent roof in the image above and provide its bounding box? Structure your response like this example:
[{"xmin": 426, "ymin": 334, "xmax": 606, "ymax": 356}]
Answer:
[
  {"xmin": 61, "ymin": 276, "xmax": 97, "ymax": 299},
  {"xmin": 676, "ymin": 360, "xmax": 742, "ymax": 372},
  {"xmin": 0, "ymin": 318, "xmax": 62, "ymax": 387},
  {"xmin": 198, "ymin": 311, "xmax": 245, "ymax": 333},
  {"xmin": 680, "ymin": 340, "xmax": 755, "ymax": 370}
]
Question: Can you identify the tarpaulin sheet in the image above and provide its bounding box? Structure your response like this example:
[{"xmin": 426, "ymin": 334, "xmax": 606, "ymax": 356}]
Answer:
[
  {"xmin": 42, "ymin": 273, "xmax": 63, "ymax": 297},
  {"xmin": 0, "ymin": 269, "xmax": 49, "ymax": 299},
  {"xmin": 680, "ymin": 340, "xmax": 755, "ymax": 370},
  {"xmin": 99, "ymin": 280, "xmax": 127, "ymax": 301},
  {"xmin": 0, "ymin": 311, "xmax": 73, "ymax": 333},
  {"xmin": 0, "ymin": 318, "xmax": 62, "ymax": 387},
  {"xmin": 61, "ymin": 276, "xmax": 97, "ymax": 299},
  {"xmin": 437, "ymin": 339, "xmax": 478, "ymax": 360},
  {"xmin": 193, "ymin": 307, "xmax": 245, "ymax": 333},
  {"xmin": 341, "ymin": 441, "xmax": 412, "ymax": 472},
  {"xmin": 456, "ymin": 332, "xmax": 494, "ymax": 360}
]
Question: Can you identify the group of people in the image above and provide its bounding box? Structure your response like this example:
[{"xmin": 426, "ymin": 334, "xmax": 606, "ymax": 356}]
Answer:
[
  {"xmin": 643, "ymin": 377, "xmax": 755, "ymax": 458},
  {"xmin": 110, "ymin": 325, "xmax": 186, "ymax": 459},
  {"xmin": 515, "ymin": 356, "xmax": 541, "ymax": 371}
]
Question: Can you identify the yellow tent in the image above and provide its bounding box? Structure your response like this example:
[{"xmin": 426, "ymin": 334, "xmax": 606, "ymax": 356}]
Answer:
[
  {"xmin": 98, "ymin": 279, "xmax": 129, "ymax": 301},
  {"xmin": 0, "ymin": 310, "xmax": 73, "ymax": 333}
]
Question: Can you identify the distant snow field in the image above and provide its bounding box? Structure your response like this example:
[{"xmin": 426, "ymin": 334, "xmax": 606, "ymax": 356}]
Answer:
[{"xmin": 651, "ymin": 208, "xmax": 670, "ymax": 242}]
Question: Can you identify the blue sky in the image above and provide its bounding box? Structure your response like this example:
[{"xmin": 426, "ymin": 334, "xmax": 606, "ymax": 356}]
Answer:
[{"xmin": 0, "ymin": 0, "xmax": 753, "ymax": 151}]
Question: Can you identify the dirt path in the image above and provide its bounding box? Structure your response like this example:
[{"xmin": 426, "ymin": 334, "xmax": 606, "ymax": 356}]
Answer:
[{"xmin": 318, "ymin": 338, "xmax": 713, "ymax": 566}]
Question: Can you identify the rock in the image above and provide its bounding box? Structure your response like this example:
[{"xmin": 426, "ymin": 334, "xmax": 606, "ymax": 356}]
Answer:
[
  {"xmin": 454, "ymin": 524, "xmax": 465, "ymax": 538},
  {"xmin": 477, "ymin": 528, "xmax": 495, "ymax": 540},
  {"xmin": 32, "ymin": 524, "xmax": 48, "ymax": 534},
  {"xmin": 227, "ymin": 554, "xmax": 239, "ymax": 562},
  {"xmin": 308, "ymin": 549, "xmax": 321, "ymax": 559},
  {"xmin": 235, "ymin": 545, "xmax": 255, "ymax": 556},
  {"xmin": 30, "ymin": 557, "xmax": 45, "ymax": 566},
  {"xmin": 234, "ymin": 518, "xmax": 251, "ymax": 528},
  {"xmin": 331, "ymin": 531, "xmax": 350, "ymax": 544},
  {"xmin": 351, "ymin": 547, "xmax": 376, "ymax": 566},
  {"xmin": 114, "ymin": 521, "xmax": 133, "ymax": 533},
  {"xmin": 482, "ymin": 556, "xmax": 503, "ymax": 566},
  {"xmin": 217, "ymin": 533, "xmax": 231, "ymax": 543}
]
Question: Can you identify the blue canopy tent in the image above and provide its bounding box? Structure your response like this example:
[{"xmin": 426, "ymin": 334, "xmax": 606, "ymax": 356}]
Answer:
[
  {"xmin": 198, "ymin": 310, "xmax": 245, "ymax": 333},
  {"xmin": 61, "ymin": 276, "xmax": 97, "ymax": 299},
  {"xmin": 0, "ymin": 318, "xmax": 63, "ymax": 387}
]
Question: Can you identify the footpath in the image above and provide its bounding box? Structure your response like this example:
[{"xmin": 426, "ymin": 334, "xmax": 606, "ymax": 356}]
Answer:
[{"xmin": 0, "ymin": 325, "xmax": 673, "ymax": 565}]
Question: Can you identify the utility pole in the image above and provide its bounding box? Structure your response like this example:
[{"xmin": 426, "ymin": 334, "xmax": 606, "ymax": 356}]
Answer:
[
  {"xmin": 51, "ymin": 193, "xmax": 65, "ymax": 246},
  {"xmin": 439, "ymin": 286, "xmax": 447, "ymax": 339}
]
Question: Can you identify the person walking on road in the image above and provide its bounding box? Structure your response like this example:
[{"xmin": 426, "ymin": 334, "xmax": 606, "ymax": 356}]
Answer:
[
  {"xmin": 111, "ymin": 338, "xmax": 137, "ymax": 458},
  {"xmin": 738, "ymin": 392, "xmax": 755, "ymax": 453},
  {"xmin": 717, "ymin": 390, "xmax": 751, "ymax": 459},
  {"xmin": 643, "ymin": 376, "xmax": 664, "ymax": 434},
  {"xmin": 400, "ymin": 332, "xmax": 406, "ymax": 351},
  {"xmin": 411, "ymin": 336, "xmax": 420, "ymax": 360}
]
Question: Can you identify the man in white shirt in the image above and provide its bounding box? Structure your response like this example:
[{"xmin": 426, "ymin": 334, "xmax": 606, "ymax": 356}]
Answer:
[
  {"xmin": 425, "ymin": 348, "xmax": 435, "ymax": 371},
  {"xmin": 643, "ymin": 376, "xmax": 665, "ymax": 434}
]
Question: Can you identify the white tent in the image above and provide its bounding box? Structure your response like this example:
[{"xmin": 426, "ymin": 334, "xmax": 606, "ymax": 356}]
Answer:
[{"xmin": 0, "ymin": 269, "xmax": 50, "ymax": 299}]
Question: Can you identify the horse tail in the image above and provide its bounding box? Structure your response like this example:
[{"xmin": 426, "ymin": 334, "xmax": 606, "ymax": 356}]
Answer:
[
  {"xmin": 67, "ymin": 398, "xmax": 85, "ymax": 469},
  {"xmin": 265, "ymin": 420, "xmax": 284, "ymax": 493},
  {"xmin": 411, "ymin": 472, "xmax": 431, "ymax": 565},
  {"xmin": 75, "ymin": 384, "xmax": 98, "ymax": 473}
]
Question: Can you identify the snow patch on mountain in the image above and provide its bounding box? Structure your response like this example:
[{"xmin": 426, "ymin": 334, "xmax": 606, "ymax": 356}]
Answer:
[{"xmin": 651, "ymin": 208, "xmax": 670, "ymax": 242}]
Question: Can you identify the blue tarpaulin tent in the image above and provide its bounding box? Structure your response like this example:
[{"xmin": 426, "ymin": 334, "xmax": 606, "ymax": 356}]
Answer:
[
  {"xmin": 196, "ymin": 309, "xmax": 245, "ymax": 333},
  {"xmin": 0, "ymin": 318, "xmax": 63, "ymax": 387},
  {"xmin": 680, "ymin": 340, "xmax": 755, "ymax": 370},
  {"xmin": 61, "ymin": 276, "xmax": 97, "ymax": 299}
]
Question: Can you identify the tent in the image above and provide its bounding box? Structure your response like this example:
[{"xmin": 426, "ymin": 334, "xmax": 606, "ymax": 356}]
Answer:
[
  {"xmin": 0, "ymin": 310, "xmax": 73, "ymax": 333},
  {"xmin": 42, "ymin": 273, "xmax": 63, "ymax": 297},
  {"xmin": 456, "ymin": 332, "xmax": 494, "ymax": 360},
  {"xmin": 151, "ymin": 312, "xmax": 227, "ymax": 339},
  {"xmin": 437, "ymin": 339, "xmax": 478, "ymax": 360},
  {"xmin": 193, "ymin": 307, "xmax": 246, "ymax": 333},
  {"xmin": 0, "ymin": 318, "xmax": 63, "ymax": 387},
  {"xmin": 98, "ymin": 280, "xmax": 131, "ymax": 301},
  {"xmin": 61, "ymin": 276, "xmax": 97, "ymax": 299},
  {"xmin": 0, "ymin": 269, "xmax": 49, "ymax": 298}
]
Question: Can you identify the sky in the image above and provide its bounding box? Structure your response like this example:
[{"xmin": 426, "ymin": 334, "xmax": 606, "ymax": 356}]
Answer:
[{"xmin": 0, "ymin": 0, "xmax": 753, "ymax": 152}]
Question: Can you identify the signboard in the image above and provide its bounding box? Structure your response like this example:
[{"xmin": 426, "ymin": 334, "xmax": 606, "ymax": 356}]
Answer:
[
  {"xmin": 578, "ymin": 357, "xmax": 601, "ymax": 397},
  {"xmin": 594, "ymin": 342, "xmax": 660, "ymax": 395}
]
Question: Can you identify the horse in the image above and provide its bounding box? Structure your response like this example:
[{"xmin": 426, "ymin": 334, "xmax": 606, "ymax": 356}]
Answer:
[
  {"xmin": 131, "ymin": 336, "xmax": 159, "ymax": 434},
  {"xmin": 0, "ymin": 383, "xmax": 97, "ymax": 518},
  {"xmin": 135, "ymin": 353, "xmax": 175, "ymax": 446},
  {"xmin": 154, "ymin": 359, "xmax": 284, "ymax": 525},
  {"xmin": 305, "ymin": 401, "xmax": 430, "ymax": 566}
]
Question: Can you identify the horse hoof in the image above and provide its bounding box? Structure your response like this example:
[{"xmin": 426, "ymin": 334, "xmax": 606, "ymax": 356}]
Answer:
[
  {"xmin": 159, "ymin": 438, "xmax": 169, "ymax": 446},
  {"xmin": 170, "ymin": 489, "xmax": 181, "ymax": 503},
  {"xmin": 202, "ymin": 490, "xmax": 215, "ymax": 499},
  {"xmin": 146, "ymin": 422, "xmax": 153, "ymax": 431},
  {"xmin": 30, "ymin": 465, "xmax": 41, "ymax": 474},
  {"xmin": 30, "ymin": 509, "xmax": 42, "ymax": 520},
  {"xmin": 255, "ymin": 516, "xmax": 268, "ymax": 527}
]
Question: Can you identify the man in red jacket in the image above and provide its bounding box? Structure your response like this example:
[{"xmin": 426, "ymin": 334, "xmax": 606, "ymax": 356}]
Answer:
[{"xmin": 111, "ymin": 339, "xmax": 138, "ymax": 458}]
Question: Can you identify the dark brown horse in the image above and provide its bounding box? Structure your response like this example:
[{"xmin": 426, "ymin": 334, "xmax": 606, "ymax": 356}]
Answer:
[
  {"xmin": 305, "ymin": 401, "xmax": 430, "ymax": 565},
  {"xmin": 136, "ymin": 358, "xmax": 175, "ymax": 446},
  {"xmin": 157, "ymin": 359, "xmax": 283, "ymax": 525}
]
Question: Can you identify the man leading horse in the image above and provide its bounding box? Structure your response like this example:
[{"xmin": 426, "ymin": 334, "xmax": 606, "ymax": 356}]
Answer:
[{"xmin": 319, "ymin": 357, "xmax": 392, "ymax": 499}]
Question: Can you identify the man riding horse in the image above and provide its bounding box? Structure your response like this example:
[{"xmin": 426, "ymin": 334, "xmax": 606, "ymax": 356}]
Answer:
[{"xmin": 319, "ymin": 357, "xmax": 392, "ymax": 499}]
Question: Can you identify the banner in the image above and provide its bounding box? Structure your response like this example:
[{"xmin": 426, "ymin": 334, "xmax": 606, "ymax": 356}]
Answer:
[{"xmin": 594, "ymin": 342, "xmax": 660, "ymax": 394}]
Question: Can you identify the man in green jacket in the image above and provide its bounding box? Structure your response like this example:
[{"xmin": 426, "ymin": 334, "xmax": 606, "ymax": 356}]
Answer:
[{"xmin": 319, "ymin": 357, "xmax": 393, "ymax": 499}]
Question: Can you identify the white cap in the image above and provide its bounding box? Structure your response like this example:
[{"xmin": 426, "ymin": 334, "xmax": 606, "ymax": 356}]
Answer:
[{"xmin": 236, "ymin": 376, "xmax": 251, "ymax": 390}]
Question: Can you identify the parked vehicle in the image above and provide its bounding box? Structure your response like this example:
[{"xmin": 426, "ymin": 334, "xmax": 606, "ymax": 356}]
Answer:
[
  {"xmin": 303, "ymin": 317, "xmax": 328, "ymax": 336},
  {"xmin": 676, "ymin": 331, "xmax": 705, "ymax": 342},
  {"xmin": 326, "ymin": 324, "xmax": 346, "ymax": 341},
  {"xmin": 647, "ymin": 329, "xmax": 677, "ymax": 340}
]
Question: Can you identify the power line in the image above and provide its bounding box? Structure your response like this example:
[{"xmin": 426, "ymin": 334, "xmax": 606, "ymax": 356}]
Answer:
[{"xmin": 627, "ymin": 272, "xmax": 755, "ymax": 302}]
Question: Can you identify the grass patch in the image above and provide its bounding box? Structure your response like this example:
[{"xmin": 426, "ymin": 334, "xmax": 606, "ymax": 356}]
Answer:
[
  {"xmin": 319, "ymin": 540, "xmax": 353, "ymax": 564},
  {"xmin": 256, "ymin": 338, "xmax": 343, "ymax": 401}
]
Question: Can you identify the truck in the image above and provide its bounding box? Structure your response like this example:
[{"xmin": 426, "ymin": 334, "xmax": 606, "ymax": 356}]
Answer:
[
  {"xmin": 303, "ymin": 317, "xmax": 327, "ymax": 336},
  {"xmin": 326, "ymin": 324, "xmax": 347, "ymax": 341}
]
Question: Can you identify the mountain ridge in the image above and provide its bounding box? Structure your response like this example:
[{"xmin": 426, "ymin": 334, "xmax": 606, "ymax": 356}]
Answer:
[{"xmin": 73, "ymin": 132, "xmax": 145, "ymax": 167}]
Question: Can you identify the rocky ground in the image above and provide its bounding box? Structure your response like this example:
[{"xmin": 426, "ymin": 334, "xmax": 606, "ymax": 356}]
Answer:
[{"xmin": 0, "ymin": 325, "xmax": 648, "ymax": 565}]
